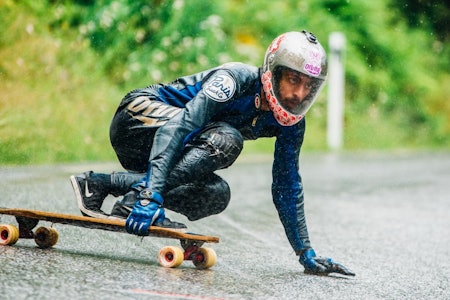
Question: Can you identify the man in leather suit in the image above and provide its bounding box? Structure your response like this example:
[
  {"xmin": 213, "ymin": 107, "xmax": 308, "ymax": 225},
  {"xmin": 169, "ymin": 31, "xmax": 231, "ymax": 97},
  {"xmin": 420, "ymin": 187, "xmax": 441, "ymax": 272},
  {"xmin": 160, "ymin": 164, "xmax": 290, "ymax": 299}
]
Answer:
[{"xmin": 70, "ymin": 31, "xmax": 355, "ymax": 276}]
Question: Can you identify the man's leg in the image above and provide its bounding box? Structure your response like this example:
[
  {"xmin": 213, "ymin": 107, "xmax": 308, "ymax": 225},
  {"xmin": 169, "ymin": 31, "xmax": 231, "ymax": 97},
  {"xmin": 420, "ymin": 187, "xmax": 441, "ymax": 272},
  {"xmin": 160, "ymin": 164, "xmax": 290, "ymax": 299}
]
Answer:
[
  {"xmin": 90, "ymin": 122, "xmax": 241, "ymax": 223},
  {"xmin": 164, "ymin": 174, "xmax": 231, "ymax": 221},
  {"xmin": 71, "ymin": 170, "xmax": 187, "ymax": 229},
  {"xmin": 160, "ymin": 122, "xmax": 243, "ymax": 220},
  {"xmin": 164, "ymin": 122, "xmax": 244, "ymax": 184},
  {"xmin": 111, "ymin": 122, "xmax": 243, "ymax": 220},
  {"xmin": 71, "ymin": 92, "xmax": 169, "ymax": 218},
  {"xmin": 117, "ymin": 122, "xmax": 243, "ymax": 221}
]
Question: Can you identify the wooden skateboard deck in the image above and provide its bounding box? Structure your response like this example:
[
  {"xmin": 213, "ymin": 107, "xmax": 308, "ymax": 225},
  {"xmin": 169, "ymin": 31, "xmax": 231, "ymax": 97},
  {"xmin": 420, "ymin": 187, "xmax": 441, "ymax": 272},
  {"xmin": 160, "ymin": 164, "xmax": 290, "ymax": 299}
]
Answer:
[{"xmin": 0, "ymin": 207, "xmax": 219, "ymax": 269}]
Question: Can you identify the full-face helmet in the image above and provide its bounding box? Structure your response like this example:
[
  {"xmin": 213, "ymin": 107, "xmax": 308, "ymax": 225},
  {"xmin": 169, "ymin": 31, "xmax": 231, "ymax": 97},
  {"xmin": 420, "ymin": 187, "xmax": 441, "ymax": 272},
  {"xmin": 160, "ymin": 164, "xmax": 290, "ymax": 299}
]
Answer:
[{"xmin": 261, "ymin": 30, "xmax": 327, "ymax": 126}]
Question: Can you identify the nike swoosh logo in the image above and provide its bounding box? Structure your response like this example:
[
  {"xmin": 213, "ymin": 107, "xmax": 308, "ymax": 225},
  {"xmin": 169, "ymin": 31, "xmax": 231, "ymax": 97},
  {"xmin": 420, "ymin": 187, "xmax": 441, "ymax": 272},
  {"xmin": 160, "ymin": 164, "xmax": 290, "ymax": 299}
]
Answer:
[{"xmin": 85, "ymin": 181, "xmax": 94, "ymax": 197}]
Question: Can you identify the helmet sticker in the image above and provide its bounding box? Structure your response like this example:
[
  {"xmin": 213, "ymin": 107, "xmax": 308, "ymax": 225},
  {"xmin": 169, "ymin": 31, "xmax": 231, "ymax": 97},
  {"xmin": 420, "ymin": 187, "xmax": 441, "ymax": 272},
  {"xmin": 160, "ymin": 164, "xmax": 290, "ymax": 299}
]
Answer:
[
  {"xmin": 268, "ymin": 33, "xmax": 286, "ymax": 53},
  {"xmin": 304, "ymin": 63, "xmax": 321, "ymax": 76},
  {"xmin": 304, "ymin": 49, "xmax": 323, "ymax": 76},
  {"xmin": 203, "ymin": 73, "xmax": 236, "ymax": 102},
  {"xmin": 309, "ymin": 49, "xmax": 322, "ymax": 63}
]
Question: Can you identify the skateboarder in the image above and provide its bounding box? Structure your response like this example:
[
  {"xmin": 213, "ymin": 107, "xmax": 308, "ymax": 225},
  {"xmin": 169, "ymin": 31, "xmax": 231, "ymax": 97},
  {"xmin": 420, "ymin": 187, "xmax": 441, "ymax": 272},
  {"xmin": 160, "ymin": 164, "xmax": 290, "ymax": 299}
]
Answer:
[{"xmin": 70, "ymin": 30, "xmax": 355, "ymax": 276}]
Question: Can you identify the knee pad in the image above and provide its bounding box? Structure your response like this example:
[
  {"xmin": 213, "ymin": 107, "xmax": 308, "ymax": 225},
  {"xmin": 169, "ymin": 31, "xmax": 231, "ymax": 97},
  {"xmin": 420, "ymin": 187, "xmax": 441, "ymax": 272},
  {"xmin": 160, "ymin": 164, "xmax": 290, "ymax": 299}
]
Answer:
[
  {"xmin": 164, "ymin": 174, "xmax": 230, "ymax": 221},
  {"xmin": 189, "ymin": 122, "xmax": 243, "ymax": 169}
]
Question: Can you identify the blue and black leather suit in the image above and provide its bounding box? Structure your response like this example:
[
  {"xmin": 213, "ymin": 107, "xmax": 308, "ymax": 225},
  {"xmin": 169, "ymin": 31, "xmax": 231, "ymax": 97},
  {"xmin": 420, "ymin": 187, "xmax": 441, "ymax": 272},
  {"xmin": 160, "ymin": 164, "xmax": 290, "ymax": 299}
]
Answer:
[{"xmin": 110, "ymin": 62, "xmax": 311, "ymax": 255}]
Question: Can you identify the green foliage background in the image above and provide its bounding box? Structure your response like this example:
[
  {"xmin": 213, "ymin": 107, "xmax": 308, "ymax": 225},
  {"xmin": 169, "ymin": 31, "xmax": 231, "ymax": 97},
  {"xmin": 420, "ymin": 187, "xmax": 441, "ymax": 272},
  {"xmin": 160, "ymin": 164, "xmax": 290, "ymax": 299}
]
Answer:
[{"xmin": 1, "ymin": 0, "xmax": 449, "ymax": 165}]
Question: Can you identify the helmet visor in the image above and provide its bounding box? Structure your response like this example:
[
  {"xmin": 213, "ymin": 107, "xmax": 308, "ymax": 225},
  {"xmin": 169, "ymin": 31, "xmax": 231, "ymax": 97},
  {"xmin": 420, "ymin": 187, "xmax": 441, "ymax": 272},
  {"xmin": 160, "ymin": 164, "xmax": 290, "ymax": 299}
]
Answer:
[{"xmin": 273, "ymin": 66, "xmax": 325, "ymax": 116}]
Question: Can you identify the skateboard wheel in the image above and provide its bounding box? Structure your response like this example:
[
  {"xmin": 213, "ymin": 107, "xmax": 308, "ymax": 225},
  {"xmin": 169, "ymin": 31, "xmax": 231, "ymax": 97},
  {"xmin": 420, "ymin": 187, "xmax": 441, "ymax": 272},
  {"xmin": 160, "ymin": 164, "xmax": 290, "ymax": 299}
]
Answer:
[
  {"xmin": 158, "ymin": 246, "xmax": 184, "ymax": 268},
  {"xmin": 192, "ymin": 247, "xmax": 217, "ymax": 269},
  {"xmin": 0, "ymin": 224, "xmax": 20, "ymax": 246},
  {"xmin": 34, "ymin": 227, "xmax": 59, "ymax": 249}
]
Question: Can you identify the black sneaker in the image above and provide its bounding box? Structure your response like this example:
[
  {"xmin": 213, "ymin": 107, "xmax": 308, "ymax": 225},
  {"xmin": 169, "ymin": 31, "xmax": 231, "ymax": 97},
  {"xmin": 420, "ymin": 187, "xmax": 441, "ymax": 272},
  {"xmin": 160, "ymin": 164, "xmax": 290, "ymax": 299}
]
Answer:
[
  {"xmin": 154, "ymin": 217, "xmax": 187, "ymax": 231},
  {"xmin": 110, "ymin": 190, "xmax": 138, "ymax": 219},
  {"xmin": 70, "ymin": 171, "xmax": 109, "ymax": 218}
]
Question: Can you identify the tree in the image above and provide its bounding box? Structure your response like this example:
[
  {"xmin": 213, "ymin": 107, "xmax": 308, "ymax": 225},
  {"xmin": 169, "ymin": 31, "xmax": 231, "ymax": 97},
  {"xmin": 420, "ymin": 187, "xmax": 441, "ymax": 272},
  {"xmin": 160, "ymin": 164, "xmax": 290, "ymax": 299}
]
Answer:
[{"xmin": 393, "ymin": 0, "xmax": 450, "ymax": 41}]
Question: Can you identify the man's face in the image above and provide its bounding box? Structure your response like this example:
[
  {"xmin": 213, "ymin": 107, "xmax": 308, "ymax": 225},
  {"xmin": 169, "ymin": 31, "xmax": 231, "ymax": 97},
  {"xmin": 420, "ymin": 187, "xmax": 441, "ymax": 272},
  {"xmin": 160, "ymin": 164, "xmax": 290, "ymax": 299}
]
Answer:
[{"xmin": 277, "ymin": 68, "xmax": 313, "ymax": 114}]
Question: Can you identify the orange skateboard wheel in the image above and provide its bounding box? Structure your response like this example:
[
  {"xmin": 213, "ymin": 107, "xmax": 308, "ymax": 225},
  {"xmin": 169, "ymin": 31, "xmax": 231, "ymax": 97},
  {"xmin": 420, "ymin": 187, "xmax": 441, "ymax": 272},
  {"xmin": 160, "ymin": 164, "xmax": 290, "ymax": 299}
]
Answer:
[
  {"xmin": 34, "ymin": 227, "xmax": 59, "ymax": 248},
  {"xmin": 192, "ymin": 247, "xmax": 217, "ymax": 269},
  {"xmin": 0, "ymin": 224, "xmax": 20, "ymax": 246},
  {"xmin": 158, "ymin": 246, "xmax": 184, "ymax": 268}
]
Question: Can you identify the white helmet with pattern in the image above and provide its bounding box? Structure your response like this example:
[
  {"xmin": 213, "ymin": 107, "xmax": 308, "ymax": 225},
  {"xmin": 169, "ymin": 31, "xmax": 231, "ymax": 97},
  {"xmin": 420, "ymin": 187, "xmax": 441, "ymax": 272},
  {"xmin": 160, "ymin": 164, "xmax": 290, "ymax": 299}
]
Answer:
[{"xmin": 261, "ymin": 30, "xmax": 327, "ymax": 126}]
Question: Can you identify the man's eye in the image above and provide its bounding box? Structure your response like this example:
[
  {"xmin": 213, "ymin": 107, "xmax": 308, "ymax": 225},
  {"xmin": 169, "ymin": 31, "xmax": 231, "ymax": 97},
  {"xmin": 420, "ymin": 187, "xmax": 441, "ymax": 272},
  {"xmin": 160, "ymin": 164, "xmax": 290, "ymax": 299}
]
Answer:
[{"xmin": 288, "ymin": 75, "xmax": 300, "ymax": 84}]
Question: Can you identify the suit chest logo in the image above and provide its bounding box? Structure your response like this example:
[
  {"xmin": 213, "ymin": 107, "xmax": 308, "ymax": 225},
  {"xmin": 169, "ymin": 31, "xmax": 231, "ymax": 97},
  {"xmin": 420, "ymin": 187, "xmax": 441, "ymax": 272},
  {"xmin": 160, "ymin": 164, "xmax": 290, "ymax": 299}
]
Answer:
[{"xmin": 203, "ymin": 73, "xmax": 236, "ymax": 102}]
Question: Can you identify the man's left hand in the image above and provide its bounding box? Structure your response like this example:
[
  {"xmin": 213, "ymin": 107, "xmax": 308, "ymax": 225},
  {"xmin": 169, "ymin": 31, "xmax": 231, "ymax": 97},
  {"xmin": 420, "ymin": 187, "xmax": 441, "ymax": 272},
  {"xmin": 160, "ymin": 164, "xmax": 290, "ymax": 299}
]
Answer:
[
  {"xmin": 125, "ymin": 190, "xmax": 165, "ymax": 236},
  {"xmin": 299, "ymin": 248, "xmax": 355, "ymax": 276}
]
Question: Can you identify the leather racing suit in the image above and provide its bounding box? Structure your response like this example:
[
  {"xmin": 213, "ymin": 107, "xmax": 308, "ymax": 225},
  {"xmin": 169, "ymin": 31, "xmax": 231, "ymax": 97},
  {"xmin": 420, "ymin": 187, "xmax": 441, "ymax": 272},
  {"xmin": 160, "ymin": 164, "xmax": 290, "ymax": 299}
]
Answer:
[{"xmin": 109, "ymin": 62, "xmax": 311, "ymax": 254}]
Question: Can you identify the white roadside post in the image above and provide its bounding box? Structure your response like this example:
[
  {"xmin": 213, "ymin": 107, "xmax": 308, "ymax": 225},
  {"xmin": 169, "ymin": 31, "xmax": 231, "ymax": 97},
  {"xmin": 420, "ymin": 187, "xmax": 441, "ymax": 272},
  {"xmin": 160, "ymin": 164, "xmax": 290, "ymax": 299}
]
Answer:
[{"xmin": 327, "ymin": 32, "xmax": 346, "ymax": 150}]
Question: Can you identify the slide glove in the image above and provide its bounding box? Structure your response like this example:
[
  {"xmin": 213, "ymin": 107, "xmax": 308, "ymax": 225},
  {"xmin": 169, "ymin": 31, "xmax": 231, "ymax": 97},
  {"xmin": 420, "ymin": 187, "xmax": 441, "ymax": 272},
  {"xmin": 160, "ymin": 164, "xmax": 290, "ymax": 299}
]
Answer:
[
  {"xmin": 125, "ymin": 190, "xmax": 165, "ymax": 236},
  {"xmin": 299, "ymin": 248, "xmax": 355, "ymax": 277}
]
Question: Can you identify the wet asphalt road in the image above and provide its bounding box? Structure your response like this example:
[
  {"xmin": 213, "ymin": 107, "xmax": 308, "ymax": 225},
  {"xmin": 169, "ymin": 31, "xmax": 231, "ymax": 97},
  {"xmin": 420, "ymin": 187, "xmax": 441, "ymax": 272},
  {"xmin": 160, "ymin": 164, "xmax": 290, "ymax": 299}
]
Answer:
[{"xmin": 0, "ymin": 151, "xmax": 449, "ymax": 299}]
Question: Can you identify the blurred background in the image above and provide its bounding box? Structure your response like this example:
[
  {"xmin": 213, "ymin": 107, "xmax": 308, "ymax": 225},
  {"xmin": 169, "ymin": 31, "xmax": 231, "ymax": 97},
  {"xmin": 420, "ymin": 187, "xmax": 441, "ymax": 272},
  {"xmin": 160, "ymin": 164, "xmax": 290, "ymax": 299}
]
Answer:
[{"xmin": 1, "ymin": 0, "xmax": 449, "ymax": 165}]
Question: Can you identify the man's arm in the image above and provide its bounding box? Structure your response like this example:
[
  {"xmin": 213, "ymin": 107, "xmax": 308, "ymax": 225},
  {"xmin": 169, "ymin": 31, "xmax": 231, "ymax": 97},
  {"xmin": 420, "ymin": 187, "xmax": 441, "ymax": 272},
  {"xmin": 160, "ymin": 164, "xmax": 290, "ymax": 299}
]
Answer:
[
  {"xmin": 272, "ymin": 120, "xmax": 310, "ymax": 253},
  {"xmin": 272, "ymin": 120, "xmax": 355, "ymax": 276}
]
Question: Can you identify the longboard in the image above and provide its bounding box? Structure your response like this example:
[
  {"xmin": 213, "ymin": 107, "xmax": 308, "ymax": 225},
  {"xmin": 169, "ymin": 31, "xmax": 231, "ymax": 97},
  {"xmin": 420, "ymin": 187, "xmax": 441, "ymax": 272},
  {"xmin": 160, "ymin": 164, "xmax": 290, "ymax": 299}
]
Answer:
[{"xmin": 0, "ymin": 207, "xmax": 219, "ymax": 269}]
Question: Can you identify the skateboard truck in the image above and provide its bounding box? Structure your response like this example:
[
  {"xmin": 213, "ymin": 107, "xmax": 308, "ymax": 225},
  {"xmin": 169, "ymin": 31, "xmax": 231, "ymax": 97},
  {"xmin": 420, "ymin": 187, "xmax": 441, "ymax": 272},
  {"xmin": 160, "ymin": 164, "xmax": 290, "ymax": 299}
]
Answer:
[{"xmin": 16, "ymin": 216, "xmax": 38, "ymax": 238}]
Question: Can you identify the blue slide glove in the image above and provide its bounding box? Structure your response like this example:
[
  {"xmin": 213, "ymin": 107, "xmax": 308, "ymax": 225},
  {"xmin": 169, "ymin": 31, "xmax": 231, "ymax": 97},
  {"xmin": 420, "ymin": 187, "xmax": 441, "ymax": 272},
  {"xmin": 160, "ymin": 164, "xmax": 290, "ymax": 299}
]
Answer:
[
  {"xmin": 125, "ymin": 190, "xmax": 165, "ymax": 236},
  {"xmin": 299, "ymin": 248, "xmax": 355, "ymax": 276}
]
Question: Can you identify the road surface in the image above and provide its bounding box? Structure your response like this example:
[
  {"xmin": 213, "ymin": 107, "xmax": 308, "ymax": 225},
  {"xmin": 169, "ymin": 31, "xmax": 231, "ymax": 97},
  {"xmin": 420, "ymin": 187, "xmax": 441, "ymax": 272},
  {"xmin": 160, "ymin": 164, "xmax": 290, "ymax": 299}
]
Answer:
[{"xmin": 0, "ymin": 151, "xmax": 449, "ymax": 299}]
